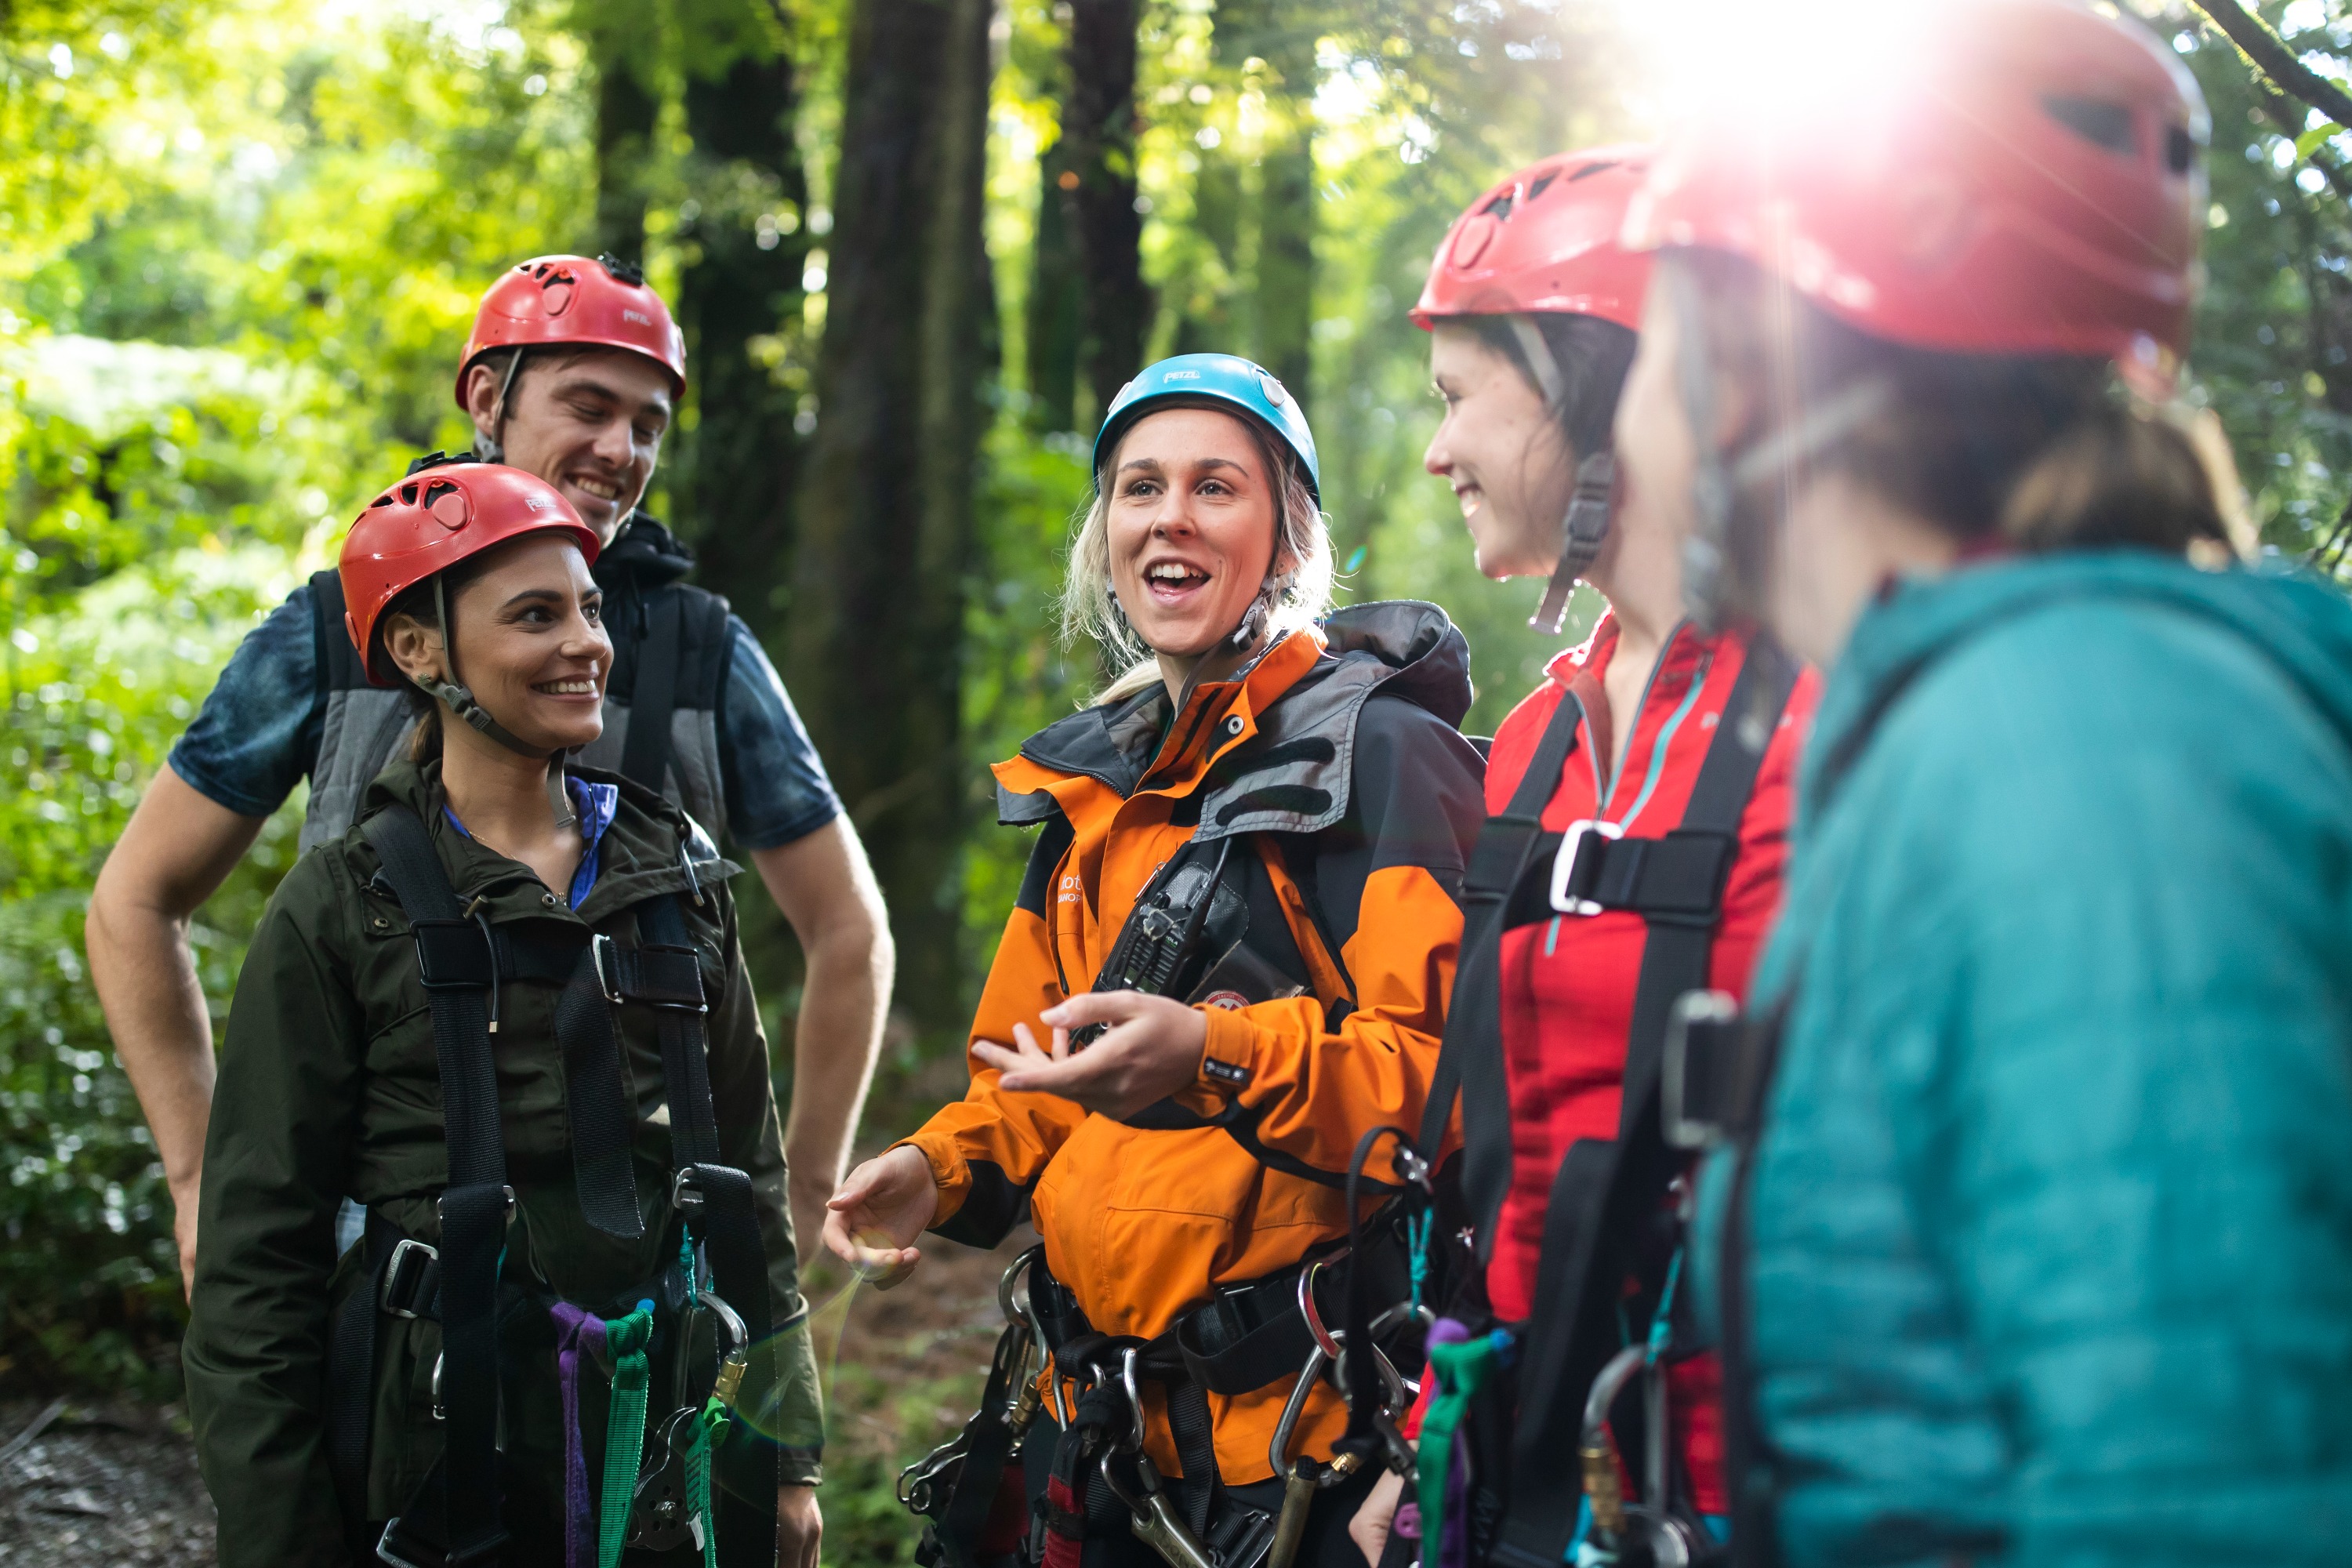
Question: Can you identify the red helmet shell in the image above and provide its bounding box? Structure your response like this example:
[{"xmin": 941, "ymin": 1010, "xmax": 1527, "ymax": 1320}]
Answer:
[
  {"xmin": 1414, "ymin": 145, "xmax": 1654, "ymax": 331},
  {"xmin": 454, "ymin": 255, "xmax": 688, "ymax": 408},
  {"xmin": 339, "ymin": 464, "xmax": 601, "ymax": 688},
  {"xmin": 1624, "ymin": 0, "xmax": 2209, "ymax": 362}
]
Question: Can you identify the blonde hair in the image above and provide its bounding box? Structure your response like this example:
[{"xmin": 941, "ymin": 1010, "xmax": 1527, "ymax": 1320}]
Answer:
[{"xmin": 1061, "ymin": 404, "xmax": 1335, "ymax": 706}]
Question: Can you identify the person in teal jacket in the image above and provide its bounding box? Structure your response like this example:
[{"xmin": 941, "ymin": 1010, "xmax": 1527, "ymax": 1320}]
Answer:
[{"xmin": 1602, "ymin": 3, "xmax": 2352, "ymax": 1563}]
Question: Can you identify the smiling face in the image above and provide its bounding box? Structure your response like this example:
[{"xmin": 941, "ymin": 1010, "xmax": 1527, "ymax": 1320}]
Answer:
[
  {"xmin": 383, "ymin": 532, "xmax": 613, "ymax": 755},
  {"xmin": 1103, "ymin": 405, "xmax": 1287, "ymax": 661},
  {"xmin": 1425, "ymin": 321, "xmax": 1581, "ymax": 580},
  {"xmin": 465, "ymin": 347, "xmax": 673, "ymax": 544}
]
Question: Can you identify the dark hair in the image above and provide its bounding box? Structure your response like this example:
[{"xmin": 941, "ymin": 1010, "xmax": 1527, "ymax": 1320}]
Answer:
[
  {"xmin": 376, "ymin": 554, "xmax": 496, "ymax": 765},
  {"xmin": 1461, "ymin": 310, "xmax": 1641, "ymax": 467},
  {"xmin": 1675, "ymin": 249, "xmax": 2228, "ymax": 557}
]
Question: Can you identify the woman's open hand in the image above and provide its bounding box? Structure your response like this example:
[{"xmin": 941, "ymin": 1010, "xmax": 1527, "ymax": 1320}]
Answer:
[
  {"xmin": 970, "ymin": 992, "xmax": 1210, "ymax": 1121},
  {"xmin": 822, "ymin": 1145, "xmax": 938, "ymax": 1290}
]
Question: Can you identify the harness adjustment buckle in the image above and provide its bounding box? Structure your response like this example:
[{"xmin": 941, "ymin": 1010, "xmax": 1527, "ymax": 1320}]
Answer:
[
  {"xmin": 381, "ymin": 1237, "xmax": 441, "ymax": 1319},
  {"xmin": 1549, "ymin": 818, "xmax": 1625, "ymax": 916}
]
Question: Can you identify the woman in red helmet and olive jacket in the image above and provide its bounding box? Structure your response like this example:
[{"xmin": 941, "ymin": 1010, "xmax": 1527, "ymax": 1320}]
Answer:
[
  {"xmin": 1352, "ymin": 148, "xmax": 1820, "ymax": 1566},
  {"xmin": 184, "ymin": 463, "xmax": 822, "ymax": 1568}
]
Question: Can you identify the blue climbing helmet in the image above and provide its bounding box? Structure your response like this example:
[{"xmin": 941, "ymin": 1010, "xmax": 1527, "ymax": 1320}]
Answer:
[{"xmin": 1093, "ymin": 353, "xmax": 1320, "ymax": 504}]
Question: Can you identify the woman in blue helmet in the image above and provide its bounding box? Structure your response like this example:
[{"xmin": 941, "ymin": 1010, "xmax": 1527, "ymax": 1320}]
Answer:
[{"xmin": 828, "ymin": 356, "xmax": 1486, "ymax": 1566}]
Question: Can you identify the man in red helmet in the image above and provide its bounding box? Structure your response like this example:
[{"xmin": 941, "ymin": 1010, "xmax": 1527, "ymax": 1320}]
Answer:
[{"xmin": 89, "ymin": 254, "xmax": 892, "ymax": 1298}]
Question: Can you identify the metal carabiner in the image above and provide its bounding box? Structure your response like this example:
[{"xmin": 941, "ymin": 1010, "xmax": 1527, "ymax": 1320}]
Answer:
[
  {"xmin": 1117, "ymin": 1345, "xmax": 1149, "ymax": 1456},
  {"xmin": 1008, "ymin": 1246, "xmax": 1068, "ymax": 1430},
  {"xmin": 1298, "ymin": 1252, "xmax": 1345, "ymax": 1359}
]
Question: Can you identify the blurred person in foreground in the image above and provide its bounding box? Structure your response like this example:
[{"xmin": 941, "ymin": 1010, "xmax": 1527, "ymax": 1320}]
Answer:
[{"xmin": 1613, "ymin": 2, "xmax": 2352, "ymax": 1563}]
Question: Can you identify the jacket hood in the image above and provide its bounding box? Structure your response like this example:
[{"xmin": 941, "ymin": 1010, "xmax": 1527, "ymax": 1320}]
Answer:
[
  {"xmin": 1810, "ymin": 550, "xmax": 2352, "ymax": 812},
  {"xmin": 998, "ymin": 599, "xmax": 1473, "ymax": 840},
  {"xmin": 594, "ymin": 510, "xmax": 695, "ymax": 592}
]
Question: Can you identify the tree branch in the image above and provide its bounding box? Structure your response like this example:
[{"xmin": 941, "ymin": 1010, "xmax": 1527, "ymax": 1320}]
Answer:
[
  {"xmin": 2250, "ymin": 70, "xmax": 2352, "ymax": 205},
  {"xmin": 2193, "ymin": 0, "xmax": 2352, "ymax": 129}
]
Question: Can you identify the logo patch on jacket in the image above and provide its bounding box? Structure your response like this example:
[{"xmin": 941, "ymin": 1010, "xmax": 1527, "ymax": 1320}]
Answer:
[{"xmin": 1201, "ymin": 1053, "xmax": 1251, "ymax": 1087}]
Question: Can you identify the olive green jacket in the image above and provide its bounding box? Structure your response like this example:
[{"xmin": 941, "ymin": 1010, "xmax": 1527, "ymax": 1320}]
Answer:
[{"xmin": 184, "ymin": 760, "xmax": 821, "ymax": 1567}]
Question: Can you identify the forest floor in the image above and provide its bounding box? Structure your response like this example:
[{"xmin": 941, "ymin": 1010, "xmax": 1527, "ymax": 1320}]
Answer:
[{"xmin": 0, "ymin": 1225, "xmax": 1029, "ymax": 1566}]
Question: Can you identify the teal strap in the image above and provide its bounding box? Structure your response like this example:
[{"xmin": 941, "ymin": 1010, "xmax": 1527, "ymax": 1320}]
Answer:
[
  {"xmin": 1406, "ymin": 1211, "xmax": 1435, "ymax": 1315},
  {"xmin": 1643, "ymin": 1249, "xmax": 1684, "ymax": 1365},
  {"xmin": 598, "ymin": 1301, "xmax": 657, "ymax": 1568},
  {"xmin": 688, "ymin": 1400, "xmax": 728, "ymax": 1567}
]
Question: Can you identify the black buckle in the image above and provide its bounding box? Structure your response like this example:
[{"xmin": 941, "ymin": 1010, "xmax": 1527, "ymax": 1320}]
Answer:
[
  {"xmin": 381, "ymin": 1237, "xmax": 441, "ymax": 1319},
  {"xmin": 409, "ymin": 919, "xmax": 492, "ymax": 989},
  {"xmin": 1661, "ymin": 989, "xmax": 1748, "ymax": 1149}
]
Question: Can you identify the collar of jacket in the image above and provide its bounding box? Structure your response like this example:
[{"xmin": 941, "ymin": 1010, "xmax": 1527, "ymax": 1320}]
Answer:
[
  {"xmin": 993, "ymin": 599, "xmax": 1473, "ymax": 842},
  {"xmin": 1805, "ymin": 550, "xmax": 2352, "ymax": 829},
  {"xmin": 593, "ymin": 510, "xmax": 695, "ymax": 593},
  {"xmin": 355, "ymin": 757, "xmax": 739, "ymax": 925}
]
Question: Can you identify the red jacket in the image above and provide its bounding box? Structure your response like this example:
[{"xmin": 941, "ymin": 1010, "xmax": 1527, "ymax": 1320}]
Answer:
[{"xmin": 1483, "ymin": 614, "xmax": 1817, "ymax": 1512}]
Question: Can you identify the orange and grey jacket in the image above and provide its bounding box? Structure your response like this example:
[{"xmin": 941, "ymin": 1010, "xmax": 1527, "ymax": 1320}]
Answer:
[{"xmin": 900, "ymin": 601, "xmax": 1485, "ymax": 1484}]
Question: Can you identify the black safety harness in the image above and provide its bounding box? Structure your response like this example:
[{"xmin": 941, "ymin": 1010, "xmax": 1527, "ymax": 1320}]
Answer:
[
  {"xmin": 905, "ymin": 822, "xmax": 1421, "ymax": 1568},
  {"xmin": 1389, "ymin": 633, "xmax": 1796, "ymax": 1567},
  {"xmin": 326, "ymin": 802, "xmax": 786, "ymax": 1567}
]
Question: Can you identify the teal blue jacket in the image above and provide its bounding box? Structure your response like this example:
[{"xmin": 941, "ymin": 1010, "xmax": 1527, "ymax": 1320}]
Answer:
[{"xmin": 1699, "ymin": 551, "xmax": 2352, "ymax": 1566}]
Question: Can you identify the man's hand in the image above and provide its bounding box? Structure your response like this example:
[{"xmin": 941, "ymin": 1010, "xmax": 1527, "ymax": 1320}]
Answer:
[
  {"xmin": 822, "ymin": 1145, "xmax": 938, "ymax": 1290},
  {"xmin": 1351, "ymin": 1468, "xmax": 1406, "ymax": 1567},
  {"xmin": 777, "ymin": 1482, "xmax": 820, "ymax": 1568},
  {"xmin": 969, "ymin": 992, "xmax": 1209, "ymax": 1121}
]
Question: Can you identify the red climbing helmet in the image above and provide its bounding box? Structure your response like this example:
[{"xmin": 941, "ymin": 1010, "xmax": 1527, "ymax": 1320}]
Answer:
[
  {"xmin": 453, "ymin": 254, "xmax": 688, "ymax": 408},
  {"xmin": 1414, "ymin": 145, "xmax": 1653, "ymax": 331},
  {"xmin": 1624, "ymin": 0, "xmax": 2209, "ymax": 363},
  {"xmin": 340, "ymin": 462, "xmax": 601, "ymax": 688}
]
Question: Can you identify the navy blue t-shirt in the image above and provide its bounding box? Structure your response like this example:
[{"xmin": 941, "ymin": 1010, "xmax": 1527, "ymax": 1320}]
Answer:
[{"xmin": 169, "ymin": 581, "xmax": 842, "ymax": 851}]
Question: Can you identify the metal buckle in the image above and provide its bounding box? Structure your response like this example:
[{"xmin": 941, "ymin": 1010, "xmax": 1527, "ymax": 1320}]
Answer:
[
  {"xmin": 1549, "ymin": 818, "xmax": 1624, "ymax": 916},
  {"xmin": 376, "ymin": 1521, "xmax": 428, "ymax": 1568},
  {"xmin": 1662, "ymin": 989, "xmax": 1742, "ymax": 1151},
  {"xmin": 593, "ymin": 932, "xmax": 623, "ymax": 1004},
  {"xmin": 670, "ymin": 1167, "xmax": 704, "ymax": 1214},
  {"xmin": 380, "ymin": 1237, "xmax": 439, "ymax": 1319}
]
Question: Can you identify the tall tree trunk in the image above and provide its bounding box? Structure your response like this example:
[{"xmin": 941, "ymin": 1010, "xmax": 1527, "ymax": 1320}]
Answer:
[
  {"xmin": 1028, "ymin": 140, "xmax": 1082, "ymax": 433},
  {"xmin": 1063, "ymin": 0, "xmax": 1151, "ymax": 418},
  {"xmin": 1210, "ymin": 1, "xmax": 1315, "ymax": 401},
  {"xmin": 592, "ymin": 46, "xmax": 659, "ymax": 260},
  {"xmin": 677, "ymin": 47, "xmax": 809, "ymax": 644},
  {"xmin": 789, "ymin": 0, "xmax": 995, "ymax": 1036}
]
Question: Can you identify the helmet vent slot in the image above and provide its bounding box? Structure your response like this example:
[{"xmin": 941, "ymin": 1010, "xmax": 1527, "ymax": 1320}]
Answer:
[
  {"xmin": 1564, "ymin": 160, "xmax": 1617, "ymax": 183},
  {"xmin": 397, "ymin": 483, "xmax": 420, "ymax": 505},
  {"xmin": 2042, "ymin": 95, "xmax": 2136, "ymax": 156},
  {"xmin": 1526, "ymin": 171, "xmax": 1560, "ymax": 201},
  {"xmin": 1483, "ymin": 191, "xmax": 1517, "ymax": 222}
]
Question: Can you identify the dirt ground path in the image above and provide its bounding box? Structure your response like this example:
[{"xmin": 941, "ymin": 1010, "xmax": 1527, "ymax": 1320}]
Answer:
[{"xmin": 0, "ymin": 1227, "xmax": 1032, "ymax": 1566}]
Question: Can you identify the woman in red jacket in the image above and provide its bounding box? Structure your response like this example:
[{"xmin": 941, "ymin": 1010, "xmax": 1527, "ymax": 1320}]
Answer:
[{"xmin": 1353, "ymin": 147, "xmax": 1820, "ymax": 1566}]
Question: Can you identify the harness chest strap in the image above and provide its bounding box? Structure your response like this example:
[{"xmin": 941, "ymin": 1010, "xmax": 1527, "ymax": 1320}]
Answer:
[
  {"xmin": 336, "ymin": 807, "xmax": 783, "ymax": 1568},
  {"xmin": 1490, "ymin": 638, "xmax": 1797, "ymax": 1568},
  {"xmin": 356, "ymin": 804, "xmax": 515, "ymax": 1568}
]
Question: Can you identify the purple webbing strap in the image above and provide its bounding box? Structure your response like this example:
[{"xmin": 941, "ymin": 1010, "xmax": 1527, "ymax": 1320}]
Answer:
[{"xmin": 551, "ymin": 1301, "xmax": 611, "ymax": 1568}]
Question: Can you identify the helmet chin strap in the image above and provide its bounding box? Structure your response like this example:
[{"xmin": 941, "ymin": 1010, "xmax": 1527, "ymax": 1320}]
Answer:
[
  {"xmin": 1503, "ymin": 312, "xmax": 1614, "ymax": 637},
  {"xmin": 415, "ymin": 572, "xmax": 579, "ymax": 830},
  {"xmin": 1667, "ymin": 262, "xmax": 1889, "ymax": 633}
]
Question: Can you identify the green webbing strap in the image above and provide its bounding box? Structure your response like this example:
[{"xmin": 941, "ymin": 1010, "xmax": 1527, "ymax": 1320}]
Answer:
[
  {"xmin": 600, "ymin": 1301, "xmax": 656, "ymax": 1568},
  {"xmin": 1417, "ymin": 1330, "xmax": 1512, "ymax": 1568},
  {"xmin": 688, "ymin": 1403, "xmax": 726, "ymax": 1568}
]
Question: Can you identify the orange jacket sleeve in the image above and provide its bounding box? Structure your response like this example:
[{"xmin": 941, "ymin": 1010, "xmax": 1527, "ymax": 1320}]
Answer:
[
  {"xmin": 898, "ymin": 822, "xmax": 1089, "ymax": 1247},
  {"xmin": 1194, "ymin": 695, "xmax": 1486, "ymax": 1183}
]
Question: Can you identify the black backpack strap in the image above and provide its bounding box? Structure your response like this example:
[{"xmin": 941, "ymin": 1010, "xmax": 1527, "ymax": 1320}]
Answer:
[
  {"xmin": 619, "ymin": 585, "xmax": 735, "ymax": 796},
  {"xmin": 620, "ymin": 588, "xmax": 685, "ymax": 794},
  {"xmin": 1491, "ymin": 638, "xmax": 1798, "ymax": 1568},
  {"xmin": 1418, "ymin": 689, "xmax": 1586, "ymax": 1229},
  {"xmin": 311, "ymin": 568, "xmax": 374, "ymax": 691},
  {"xmin": 359, "ymin": 804, "xmax": 510, "ymax": 1567},
  {"xmin": 634, "ymin": 894, "xmax": 785, "ymax": 1563}
]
